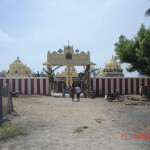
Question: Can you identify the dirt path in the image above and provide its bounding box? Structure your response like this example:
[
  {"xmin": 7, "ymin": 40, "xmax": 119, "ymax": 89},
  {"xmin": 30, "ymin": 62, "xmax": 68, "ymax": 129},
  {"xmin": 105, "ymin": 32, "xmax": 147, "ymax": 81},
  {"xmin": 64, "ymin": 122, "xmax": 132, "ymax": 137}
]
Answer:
[{"xmin": 0, "ymin": 95, "xmax": 150, "ymax": 150}]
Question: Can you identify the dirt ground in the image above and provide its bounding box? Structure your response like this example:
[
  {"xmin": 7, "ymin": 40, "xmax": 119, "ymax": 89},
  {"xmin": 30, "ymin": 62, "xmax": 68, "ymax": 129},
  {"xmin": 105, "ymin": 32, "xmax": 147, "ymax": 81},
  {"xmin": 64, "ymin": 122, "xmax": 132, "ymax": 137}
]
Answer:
[{"xmin": 0, "ymin": 94, "xmax": 150, "ymax": 150}]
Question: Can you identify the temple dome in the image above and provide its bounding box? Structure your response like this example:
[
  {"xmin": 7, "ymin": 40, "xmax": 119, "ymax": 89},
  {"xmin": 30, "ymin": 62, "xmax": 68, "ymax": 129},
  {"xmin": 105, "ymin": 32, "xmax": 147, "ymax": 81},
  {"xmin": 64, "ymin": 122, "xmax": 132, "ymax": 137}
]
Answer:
[
  {"xmin": 56, "ymin": 66, "xmax": 78, "ymax": 78},
  {"xmin": 7, "ymin": 57, "xmax": 31, "ymax": 77},
  {"xmin": 105, "ymin": 56, "xmax": 120, "ymax": 68},
  {"xmin": 100, "ymin": 56, "xmax": 124, "ymax": 77}
]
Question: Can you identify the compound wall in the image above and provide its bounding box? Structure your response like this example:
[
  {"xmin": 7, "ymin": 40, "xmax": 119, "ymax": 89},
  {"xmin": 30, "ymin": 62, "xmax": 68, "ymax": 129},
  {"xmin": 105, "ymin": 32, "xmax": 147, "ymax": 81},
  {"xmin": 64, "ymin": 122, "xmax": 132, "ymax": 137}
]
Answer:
[
  {"xmin": 0, "ymin": 77, "xmax": 150, "ymax": 96},
  {"xmin": 0, "ymin": 77, "xmax": 48, "ymax": 95},
  {"xmin": 90, "ymin": 77, "xmax": 150, "ymax": 96}
]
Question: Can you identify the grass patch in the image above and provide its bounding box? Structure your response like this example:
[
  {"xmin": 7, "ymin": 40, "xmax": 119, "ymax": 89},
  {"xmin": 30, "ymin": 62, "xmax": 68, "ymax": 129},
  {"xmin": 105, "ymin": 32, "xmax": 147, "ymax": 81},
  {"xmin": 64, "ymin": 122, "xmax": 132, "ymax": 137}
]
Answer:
[
  {"xmin": 74, "ymin": 126, "xmax": 88, "ymax": 133},
  {"xmin": 0, "ymin": 122, "xmax": 24, "ymax": 140}
]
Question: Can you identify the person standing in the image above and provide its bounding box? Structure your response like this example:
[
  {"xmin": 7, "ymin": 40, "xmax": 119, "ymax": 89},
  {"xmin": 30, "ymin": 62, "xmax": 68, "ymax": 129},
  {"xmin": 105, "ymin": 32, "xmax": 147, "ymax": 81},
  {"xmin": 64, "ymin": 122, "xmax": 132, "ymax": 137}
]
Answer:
[
  {"xmin": 62, "ymin": 83, "xmax": 66, "ymax": 97},
  {"xmin": 70, "ymin": 85, "xmax": 76, "ymax": 102},
  {"xmin": 139, "ymin": 84, "xmax": 144, "ymax": 96},
  {"xmin": 68, "ymin": 85, "xmax": 72, "ymax": 97},
  {"xmin": 75, "ymin": 85, "xmax": 81, "ymax": 101}
]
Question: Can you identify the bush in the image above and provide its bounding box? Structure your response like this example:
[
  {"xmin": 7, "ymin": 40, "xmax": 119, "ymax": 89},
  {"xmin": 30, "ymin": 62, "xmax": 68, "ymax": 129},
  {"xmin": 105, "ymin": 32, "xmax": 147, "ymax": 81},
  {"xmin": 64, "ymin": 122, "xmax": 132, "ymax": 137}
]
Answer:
[
  {"xmin": 0, "ymin": 122, "xmax": 24, "ymax": 140},
  {"xmin": 74, "ymin": 126, "xmax": 88, "ymax": 133}
]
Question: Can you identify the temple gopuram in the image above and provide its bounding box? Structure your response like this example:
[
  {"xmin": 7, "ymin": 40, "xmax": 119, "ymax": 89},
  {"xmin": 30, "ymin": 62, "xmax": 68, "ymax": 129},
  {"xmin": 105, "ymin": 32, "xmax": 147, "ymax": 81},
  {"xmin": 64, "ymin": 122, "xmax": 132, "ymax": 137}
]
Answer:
[
  {"xmin": 99, "ymin": 56, "xmax": 124, "ymax": 77},
  {"xmin": 7, "ymin": 57, "xmax": 31, "ymax": 77},
  {"xmin": 43, "ymin": 44, "xmax": 95, "ymax": 94}
]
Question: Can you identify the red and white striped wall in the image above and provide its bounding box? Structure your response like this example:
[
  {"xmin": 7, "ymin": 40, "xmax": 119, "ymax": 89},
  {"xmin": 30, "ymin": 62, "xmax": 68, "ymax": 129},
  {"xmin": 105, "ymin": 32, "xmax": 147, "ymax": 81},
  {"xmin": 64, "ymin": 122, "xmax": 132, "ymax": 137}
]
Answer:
[
  {"xmin": 0, "ymin": 77, "xmax": 49, "ymax": 95},
  {"xmin": 90, "ymin": 77, "xmax": 150, "ymax": 96},
  {"xmin": 0, "ymin": 77, "xmax": 150, "ymax": 96}
]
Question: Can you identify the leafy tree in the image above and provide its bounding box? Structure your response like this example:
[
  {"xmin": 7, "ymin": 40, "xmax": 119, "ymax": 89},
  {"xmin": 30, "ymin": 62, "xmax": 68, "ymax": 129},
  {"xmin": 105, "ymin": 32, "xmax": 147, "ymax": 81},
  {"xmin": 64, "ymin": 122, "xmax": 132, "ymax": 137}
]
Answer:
[
  {"xmin": 78, "ymin": 65, "xmax": 98, "ymax": 91},
  {"xmin": 145, "ymin": 8, "xmax": 150, "ymax": 16},
  {"xmin": 90, "ymin": 66, "xmax": 99, "ymax": 77},
  {"xmin": 78, "ymin": 72, "xmax": 85, "ymax": 82},
  {"xmin": 0, "ymin": 70, "xmax": 7, "ymax": 77},
  {"xmin": 145, "ymin": 0, "xmax": 150, "ymax": 16},
  {"xmin": 31, "ymin": 71, "xmax": 47, "ymax": 77},
  {"xmin": 114, "ymin": 24, "xmax": 150, "ymax": 76},
  {"xmin": 43, "ymin": 65, "xmax": 62, "ymax": 96},
  {"xmin": 78, "ymin": 65, "xmax": 90, "ymax": 90}
]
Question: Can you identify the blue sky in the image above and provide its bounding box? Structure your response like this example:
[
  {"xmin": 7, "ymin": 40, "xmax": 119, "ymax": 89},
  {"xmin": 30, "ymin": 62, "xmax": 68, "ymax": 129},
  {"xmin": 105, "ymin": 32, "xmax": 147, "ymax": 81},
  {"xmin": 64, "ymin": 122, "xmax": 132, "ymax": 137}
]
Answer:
[{"xmin": 0, "ymin": 0, "xmax": 149, "ymax": 77}]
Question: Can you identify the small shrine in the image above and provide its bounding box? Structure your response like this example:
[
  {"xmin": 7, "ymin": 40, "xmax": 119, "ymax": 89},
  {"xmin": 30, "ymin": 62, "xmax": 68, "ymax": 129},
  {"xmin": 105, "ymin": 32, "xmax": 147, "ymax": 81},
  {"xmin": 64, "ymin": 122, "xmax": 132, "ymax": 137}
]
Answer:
[
  {"xmin": 54, "ymin": 66, "xmax": 79, "ymax": 91},
  {"xmin": 55, "ymin": 66, "xmax": 78, "ymax": 82},
  {"xmin": 7, "ymin": 57, "xmax": 31, "ymax": 77},
  {"xmin": 100, "ymin": 56, "xmax": 124, "ymax": 77}
]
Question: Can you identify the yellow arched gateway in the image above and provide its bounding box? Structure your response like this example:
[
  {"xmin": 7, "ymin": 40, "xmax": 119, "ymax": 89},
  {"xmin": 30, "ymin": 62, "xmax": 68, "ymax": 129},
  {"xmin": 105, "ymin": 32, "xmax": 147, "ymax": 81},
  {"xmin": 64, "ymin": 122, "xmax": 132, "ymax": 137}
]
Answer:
[{"xmin": 43, "ymin": 44, "xmax": 95, "ymax": 95}]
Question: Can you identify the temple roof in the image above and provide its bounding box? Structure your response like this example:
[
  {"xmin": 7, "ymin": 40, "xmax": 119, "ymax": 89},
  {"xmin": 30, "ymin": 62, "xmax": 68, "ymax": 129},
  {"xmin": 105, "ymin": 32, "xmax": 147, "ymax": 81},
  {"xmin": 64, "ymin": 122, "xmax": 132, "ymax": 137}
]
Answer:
[
  {"xmin": 100, "ymin": 56, "xmax": 124, "ymax": 77},
  {"xmin": 105, "ymin": 56, "xmax": 121, "ymax": 69},
  {"xmin": 56, "ymin": 66, "xmax": 78, "ymax": 78},
  {"xmin": 7, "ymin": 57, "xmax": 31, "ymax": 77},
  {"xmin": 43, "ymin": 45, "xmax": 95, "ymax": 66}
]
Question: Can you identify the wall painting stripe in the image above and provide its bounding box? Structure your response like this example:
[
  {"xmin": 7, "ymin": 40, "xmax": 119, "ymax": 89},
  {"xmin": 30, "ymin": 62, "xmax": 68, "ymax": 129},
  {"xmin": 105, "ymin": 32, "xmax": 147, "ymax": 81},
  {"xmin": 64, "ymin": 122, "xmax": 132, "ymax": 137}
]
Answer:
[
  {"xmin": 37, "ymin": 79, "xmax": 40, "ymax": 94},
  {"xmin": 125, "ymin": 79, "xmax": 128, "ymax": 94},
  {"xmin": 99, "ymin": 78, "xmax": 102, "ymax": 96},
  {"xmin": 25, "ymin": 79, "xmax": 28, "ymax": 94},
  {"xmin": 108, "ymin": 79, "xmax": 111, "ymax": 94},
  {"xmin": 136, "ymin": 78, "xmax": 139, "ymax": 94},
  {"xmin": 31, "ymin": 79, "xmax": 34, "ymax": 94},
  {"xmin": 43, "ymin": 79, "xmax": 46, "ymax": 95},
  {"xmin": 131, "ymin": 79, "xmax": 133, "ymax": 94},
  {"xmin": 90, "ymin": 78, "xmax": 93, "ymax": 91},
  {"xmin": 110, "ymin": 79, "xmax": 113, "ymax": 93},
  {"xmin": 119, "ymin": 79, "xmax": 122, "ymax": 94},
  {"xmin": 12, "ymin": 79, "xmax": 15, "ymax": 92},
  {"xmin": 102, "ymin": 79, "xmax": 105, "ymax": 96},
  {"xmin": 114, "ymin": 79, "xmax": 116, "ymax": 93},
  {"xmin": 21, "ymin": 79, "xmax": 25, "ymax": 94},
  {"xmin": 19, "ymin": 79, "xmax": 22, "ymax": 94},
  {"xmin": 96, "ymin": 78, "xmax": 99, "ymax": 96}
]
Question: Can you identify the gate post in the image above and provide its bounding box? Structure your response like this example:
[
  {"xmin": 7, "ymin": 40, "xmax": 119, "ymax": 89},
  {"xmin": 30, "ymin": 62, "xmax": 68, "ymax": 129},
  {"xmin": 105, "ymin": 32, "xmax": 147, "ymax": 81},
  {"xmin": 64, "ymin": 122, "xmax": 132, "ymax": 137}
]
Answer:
[
  {"xmin": 0, "ymin": 81, "xmax": 3, "ymax": 119},
  {"xmin": 8, "ymin": 83, "xmax": 14, "ymax": 113}
]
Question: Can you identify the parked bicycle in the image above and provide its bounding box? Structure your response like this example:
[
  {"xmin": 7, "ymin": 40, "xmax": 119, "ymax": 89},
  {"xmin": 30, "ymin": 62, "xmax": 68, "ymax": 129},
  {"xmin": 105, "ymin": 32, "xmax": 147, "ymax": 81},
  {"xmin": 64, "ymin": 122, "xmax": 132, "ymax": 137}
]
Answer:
[{"xmin": 107, "ymin": 92, "xmax": 124, "ymax": 102}]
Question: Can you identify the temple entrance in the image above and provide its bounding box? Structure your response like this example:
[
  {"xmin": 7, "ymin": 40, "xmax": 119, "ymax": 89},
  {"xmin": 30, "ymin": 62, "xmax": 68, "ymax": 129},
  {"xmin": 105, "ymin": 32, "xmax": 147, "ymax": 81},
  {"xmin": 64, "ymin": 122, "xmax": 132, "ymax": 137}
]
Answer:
[
  {"xmin": 43, "ymin": 44, "xmax": 95, "ymax": 95},
  {"xmin": 54, "ymin": 81, "xmax": 81, "ymax": 93}
]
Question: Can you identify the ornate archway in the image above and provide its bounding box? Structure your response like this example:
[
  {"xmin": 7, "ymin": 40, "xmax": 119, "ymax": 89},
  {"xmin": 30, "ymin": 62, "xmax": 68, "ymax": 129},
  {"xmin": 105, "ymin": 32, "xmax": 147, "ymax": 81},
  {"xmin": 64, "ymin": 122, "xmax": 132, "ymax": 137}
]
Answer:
[{"xmin": 43, "ymin": 44, "xmax": 95, "ymax": 95}]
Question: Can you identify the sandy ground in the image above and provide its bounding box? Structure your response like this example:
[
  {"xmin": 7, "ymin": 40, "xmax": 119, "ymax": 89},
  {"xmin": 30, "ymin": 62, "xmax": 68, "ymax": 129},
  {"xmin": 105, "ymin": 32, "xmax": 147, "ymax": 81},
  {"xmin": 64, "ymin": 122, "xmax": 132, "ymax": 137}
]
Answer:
[{"xmin": 0, "ymin": 94, "xmax": 150, "ymax": 150}]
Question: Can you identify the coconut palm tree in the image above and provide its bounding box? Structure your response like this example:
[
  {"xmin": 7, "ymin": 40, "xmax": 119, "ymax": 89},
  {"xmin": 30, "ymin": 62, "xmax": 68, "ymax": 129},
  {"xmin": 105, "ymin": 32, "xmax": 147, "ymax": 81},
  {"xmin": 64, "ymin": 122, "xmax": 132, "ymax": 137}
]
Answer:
[{"xmin": 43, "ymin": 65, "xmax": 62, "ymax": 96}]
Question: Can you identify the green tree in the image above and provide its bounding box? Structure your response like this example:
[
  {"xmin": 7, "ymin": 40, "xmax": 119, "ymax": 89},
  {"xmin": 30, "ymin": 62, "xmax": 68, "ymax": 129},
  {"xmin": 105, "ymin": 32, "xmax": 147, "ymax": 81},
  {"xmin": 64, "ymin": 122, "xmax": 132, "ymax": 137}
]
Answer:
[
  {"xmin": 0, "ymin": 70, "xmax": 7, "ymax": 77},
  {"xmin": 145, "ymin": 8, "xmax": 150, "ymax": 16},
  {"xmin": 145, "ymin": 0, "xmax": 150, "ymax": 16},
  {"xmin": 43, "ymin": 65, "xmax": 62, "ymax": 96},
  {"xmin": 90, "ymin": 66, "xmax": 99, "ymax": 77},
  {"xmin": 114, "ymin": 24, "xmax": 150, "ymax": 76},
  {"xmin": 31, "ymin": 71, "xmax": 47, "ymax": 77}
]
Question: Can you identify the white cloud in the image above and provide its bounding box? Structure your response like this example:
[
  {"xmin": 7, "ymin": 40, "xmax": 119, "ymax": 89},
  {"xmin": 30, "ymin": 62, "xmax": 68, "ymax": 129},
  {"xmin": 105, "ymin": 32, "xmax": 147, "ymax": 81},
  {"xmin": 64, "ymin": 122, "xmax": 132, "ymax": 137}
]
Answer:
[{"xmin": 0, "ymin": 30, "xmax": 17, "ymax": 50}]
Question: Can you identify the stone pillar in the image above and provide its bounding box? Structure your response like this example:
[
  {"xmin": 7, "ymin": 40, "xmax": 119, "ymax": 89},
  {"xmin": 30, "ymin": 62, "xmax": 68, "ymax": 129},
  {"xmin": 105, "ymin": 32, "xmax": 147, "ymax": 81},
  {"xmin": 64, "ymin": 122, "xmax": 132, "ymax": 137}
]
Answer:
[
  {"xmin": 86, "ymin": 65, "xmax": 90, "ymax": 92},
  {"xmin": 0, "ymin": 81, "xmax": 2, "ymax": 118},
  {"xmin": 47, "ymin": 66, "xmax": 52, "ymax": 96},
  {"xmin": 66, "ymin": 65, "xmax": 72, "ymax": 87}
]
